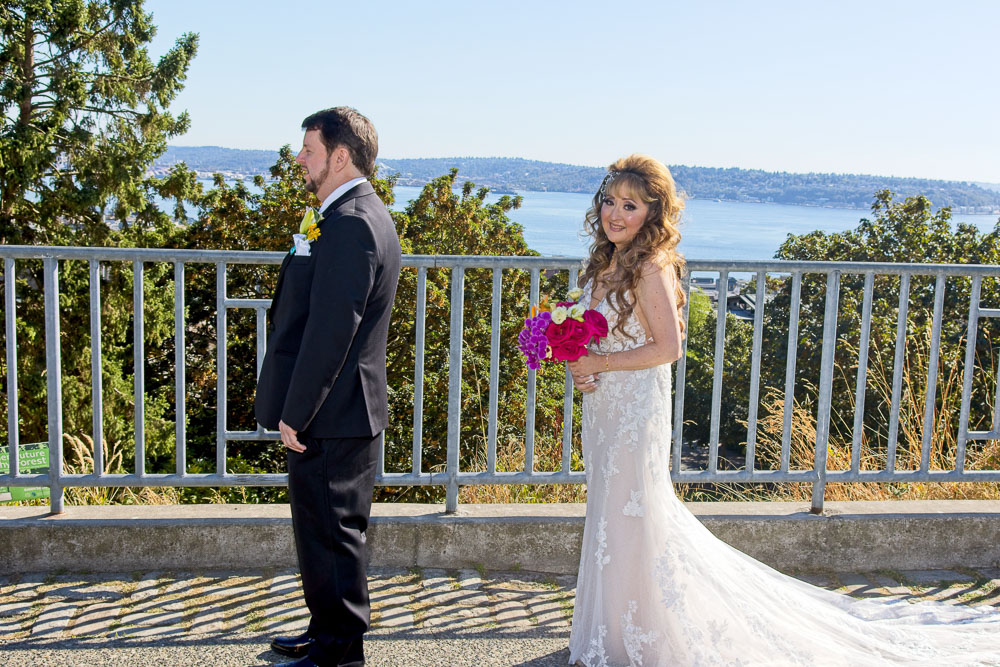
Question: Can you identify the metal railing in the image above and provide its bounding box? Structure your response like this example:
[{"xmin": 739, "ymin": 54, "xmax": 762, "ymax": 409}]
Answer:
[{"xmin": 2, "ymin": 246, "xmax": 1000, "ymax": 513}]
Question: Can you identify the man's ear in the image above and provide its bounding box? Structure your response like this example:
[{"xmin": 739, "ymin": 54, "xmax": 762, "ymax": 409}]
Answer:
[{"xmin": 330, "ymin": 145, "xmax": 351, "ymax": 173}]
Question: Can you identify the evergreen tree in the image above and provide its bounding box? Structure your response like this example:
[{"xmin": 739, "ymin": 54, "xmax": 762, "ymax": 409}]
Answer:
[
  {"xmin": 0, "ymin": 0, "xmax": 198, "ymax": 246},
  {"xmin": 0, "ymin": 0, "xmax": 198, "ymax": 483}
]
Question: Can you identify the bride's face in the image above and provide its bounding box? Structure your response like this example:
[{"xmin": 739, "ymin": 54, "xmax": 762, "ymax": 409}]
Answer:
[{"xmin": 601, "ymin": 184, "xmax": 650, "ymax": 247}]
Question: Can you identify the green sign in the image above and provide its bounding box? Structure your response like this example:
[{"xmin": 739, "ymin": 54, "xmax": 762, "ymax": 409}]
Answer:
[{"xmin": 0, "ymin": 442, "xmax": 51, "ymax": 502}]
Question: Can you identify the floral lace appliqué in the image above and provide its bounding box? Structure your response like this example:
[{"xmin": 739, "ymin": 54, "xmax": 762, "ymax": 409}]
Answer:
[
  {"xmin": 580, "ymin": 624, "xmax": 609, "ymax": 667},
  {"xmin": 621, "ymin": 600, "xmax": 659, "ymax": 666},
  {"xmin": 623, "ymin": 490, "xmax": 644, "ymax": 517},
  {"xmin": 594, "ymin": 517, "xmax": 611, "ymax": 570}
]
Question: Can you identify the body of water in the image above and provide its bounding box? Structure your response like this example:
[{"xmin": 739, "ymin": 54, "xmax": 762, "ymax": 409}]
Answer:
[{"xmin": 392, "ymin": 185, "xmax": 999, "ymax": 260}]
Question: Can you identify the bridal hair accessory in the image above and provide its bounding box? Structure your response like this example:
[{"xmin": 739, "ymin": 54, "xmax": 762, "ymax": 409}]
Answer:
[
  {"xmin": 518, "ymin": 288, "xmax": 608, "ymax": 369},
  {"xmin": 598, "ymin": 170, "xmax": 620, "ymax": 200},
  {"xmin": 291, "ymin": 208, "xmax": 321, "ymax": 256}
]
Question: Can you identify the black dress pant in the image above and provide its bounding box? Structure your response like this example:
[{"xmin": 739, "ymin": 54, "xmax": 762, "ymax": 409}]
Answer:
[{"xmin": 287, "ymin": 433, "xmax": 379, "ymax": 667}]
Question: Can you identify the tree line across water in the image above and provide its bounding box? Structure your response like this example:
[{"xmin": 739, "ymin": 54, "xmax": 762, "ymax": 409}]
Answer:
[
  {"xmin": 152, "ymin": 148, "xmax": 1000, "ymax": 213},
  {"xmin": 4, "ymin": 0, "xmax": 1000, "ymax": 505}
]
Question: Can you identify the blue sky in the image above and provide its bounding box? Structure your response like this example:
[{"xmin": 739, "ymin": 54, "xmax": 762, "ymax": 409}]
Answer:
[{"xmin": 145, "ymin": 0, "xmax": 1000, "ymax": 183}]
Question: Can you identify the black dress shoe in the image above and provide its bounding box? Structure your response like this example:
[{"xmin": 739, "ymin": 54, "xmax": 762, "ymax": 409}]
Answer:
[
  {"xmin": 270, "ymin": 630, "xmax": 314, "ymax": 658},
  {"xmin": 274, "ymin": 657, "xmax": 318, "ymax": 667}
]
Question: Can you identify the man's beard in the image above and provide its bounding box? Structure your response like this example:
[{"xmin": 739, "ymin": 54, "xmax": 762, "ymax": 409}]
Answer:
[{"xmin": 304, "ymin": 164, "xmax": 329, "ymax": 195}]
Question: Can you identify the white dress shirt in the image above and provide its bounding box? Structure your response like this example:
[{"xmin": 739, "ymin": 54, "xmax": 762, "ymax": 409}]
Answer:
[{"xmin": 319, "ymin": 177, "xmax": 368, "ymax": 216}]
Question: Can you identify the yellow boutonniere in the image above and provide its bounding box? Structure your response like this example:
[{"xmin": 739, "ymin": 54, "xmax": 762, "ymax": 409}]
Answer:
[
  {"xmin": 299, "ymin": 208, "xmax": 320, "ymax": 234},
  {"xmin": 290, "ymin": 208, "xmax": 322, "ymax": 255}
]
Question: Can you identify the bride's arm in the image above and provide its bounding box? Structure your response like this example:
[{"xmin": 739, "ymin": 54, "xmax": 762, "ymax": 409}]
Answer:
[{"xmin": 568, "ymin": 262, "xmax": 683, "ymax": 378}]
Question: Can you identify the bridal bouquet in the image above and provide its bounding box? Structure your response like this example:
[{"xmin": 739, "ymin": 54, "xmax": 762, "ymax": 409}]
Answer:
[{"xmin": 517, "ymin": 288, "xmax": 608, "ymax": 370}]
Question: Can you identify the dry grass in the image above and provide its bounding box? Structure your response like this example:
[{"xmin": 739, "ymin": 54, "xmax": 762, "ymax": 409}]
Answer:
[
  {"xmin": 458, "ymin": 434, "xmax": 587, "ymax": 504},
  {"xmin": 741, "ymin": 326, "xmax": 1000, "ymax": 502},
  {"xmin": 62, "ymin": 434, "xmax": 182, "ymax": 505}
]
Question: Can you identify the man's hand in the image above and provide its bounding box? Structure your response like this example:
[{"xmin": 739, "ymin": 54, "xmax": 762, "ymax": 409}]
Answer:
[{"xmin": 279, "ymin": 420, "xmax": 306, "ymax": 453}]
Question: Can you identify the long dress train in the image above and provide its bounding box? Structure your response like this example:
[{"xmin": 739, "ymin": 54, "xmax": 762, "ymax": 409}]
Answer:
[{"xmin": 567, "ymin": 282, "xmax": 1000, "ymax": 666}]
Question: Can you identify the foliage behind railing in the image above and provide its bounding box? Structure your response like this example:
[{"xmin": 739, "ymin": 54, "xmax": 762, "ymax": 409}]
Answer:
[{"xmin": 4, "ymin": 244, "xmax": 1000, "ymax": 513}]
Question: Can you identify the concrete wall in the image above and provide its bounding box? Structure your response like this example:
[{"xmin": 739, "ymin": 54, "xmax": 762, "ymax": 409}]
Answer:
[{"xmin": 1, "ymin": 501, "xmax": 998, "ymax": 575}]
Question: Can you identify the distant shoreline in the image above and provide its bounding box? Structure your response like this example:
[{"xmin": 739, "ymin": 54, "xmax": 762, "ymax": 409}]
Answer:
[
  {"xmin": 160, "ymin": 173, "xmax": 1000, "ymax": 217},
  {"xmin": 150, "ymin": 148, "xmax": 1000, "ymax": 215}
]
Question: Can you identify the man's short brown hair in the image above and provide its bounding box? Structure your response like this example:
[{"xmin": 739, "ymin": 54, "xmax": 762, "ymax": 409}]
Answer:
[{"xmin": 301, "ymin": 107, "xmax": 378, "ymax": 177}]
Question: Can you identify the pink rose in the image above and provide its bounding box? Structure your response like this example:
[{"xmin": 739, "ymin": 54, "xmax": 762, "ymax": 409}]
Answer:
[
  {"xmin": 582, "ymin": 309, "xmax": 608, "ymax": 343},
  {"xmin": 552, "ymin": 340, "xmax": 588, "ymax": 361},
  {"xmin": 547, "ymin": 319, "xmax": 589, "ymax": 361}
]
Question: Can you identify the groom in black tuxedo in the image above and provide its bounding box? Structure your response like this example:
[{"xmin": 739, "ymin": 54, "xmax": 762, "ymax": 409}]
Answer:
[{"xmin": 254, "ymin": 106, "xmax": 401, "ymax": 666}]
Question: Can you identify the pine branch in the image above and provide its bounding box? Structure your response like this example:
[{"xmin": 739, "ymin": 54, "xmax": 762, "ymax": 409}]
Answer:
[{"xmin": 32, "ymin": 20, "xmax": 119, "ymax": 68}]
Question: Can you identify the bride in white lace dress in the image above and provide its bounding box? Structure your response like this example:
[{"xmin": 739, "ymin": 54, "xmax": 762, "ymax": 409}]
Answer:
[{"xmin": 565, "ymin": 155, "xmax": 1000, "ymax": 666}]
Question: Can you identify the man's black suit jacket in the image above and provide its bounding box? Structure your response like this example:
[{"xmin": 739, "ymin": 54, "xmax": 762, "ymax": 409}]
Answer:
[{"xmin": 254, "ymin": 181, "xmax": 402, "ymax": 438}]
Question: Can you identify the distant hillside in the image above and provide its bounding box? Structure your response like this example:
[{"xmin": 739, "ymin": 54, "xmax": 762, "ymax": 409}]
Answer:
[
  {"xmin": 669, "ymin": 166, "xmax": 1000, "ymax": 212},
  {"xmin": 151, "ymin": 146, "xmax": 278, "ymax": 176},
  {"xmin": 152, "ymin": 147, "xmax": 1000, "ymax": 213},
  {"xmin": 378, "ymin": 157, "xmax": 601, "ymax": 194}
]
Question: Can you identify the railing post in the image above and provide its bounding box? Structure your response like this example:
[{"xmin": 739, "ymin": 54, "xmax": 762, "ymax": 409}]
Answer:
[
  {"xmin": 413, "ymin": 267, "xmax": 427, "ymax": 475},
  {"xmin": 886, "ymin": 273, "xmax": 911, "ymax": 472},
  {"xmin": 811, "ymin": 270, "xmax": 841, "ymax": 514},
  {"xmin": 489, "ymin": 267, "xmax": 503, "ymax": 474},
  {"xmin": 745, "ymin": 270, "xmax": 767, "ymax": 470},
  {"xmin": 525, "ymin": 268, "xmax": 540, "ymax": 475},
  {"xmin": 89, "ymin": 260, "xmax": 104, "ymax": 474},
  {"xmin": 216, "ymin": 262, "xmax": 227, "ymax": 476},
  {"xmin": 445, "ymin": 266, "xmax": 465, "ymax": 512},
  {"xmin": 5, "ymin": 258, "xmax": 20, "ymax": 478},
  {"xmin": 955, "ymin": 275, "xmax": 982, "ymax": 472},
  {"xmin": 133, "ymin": 260, "xmax": 145, "ymax": 477},
  {"xmin": 849, "ymin": 272, "xmax": 875, "ymax": 473},
  {"xmin": 175, "ymin": 262, "xmax": 186, "ymax": 475},
  {"xmin": 671, "ymin": 274, "xmax": 693, "ymax": 474},
  {"xmin": 919, "ymin": 273, "xmax": 947, "ymax": 472},
  {"xmin": 708, "ymin": 270, "xmax": 729, "ymax": 473},
  {"xmin": 43, "ymin": 257, "xmax": 65, "ymax": 513},
  {"xmin": 780, "ymin": 272, "xmax": 802, "ymax": 472}
]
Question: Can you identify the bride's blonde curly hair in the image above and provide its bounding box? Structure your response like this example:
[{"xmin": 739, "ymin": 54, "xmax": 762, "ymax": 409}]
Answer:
[{"xmin": 580, "ymin": 154, "xmax": 687, "ymax": 339}]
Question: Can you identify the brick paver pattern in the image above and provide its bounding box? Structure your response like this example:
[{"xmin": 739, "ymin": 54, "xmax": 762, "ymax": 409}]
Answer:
[{"xmin": 2, "ymin": 567, "xmax": 998, "ymax": 643}]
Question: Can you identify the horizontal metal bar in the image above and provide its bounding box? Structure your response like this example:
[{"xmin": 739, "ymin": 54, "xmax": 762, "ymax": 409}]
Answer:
[
  {"xmin": 224, "ymin": 430, "xmax": 281, "ymax": 440},
  {"xmin": 0, "ymin": 474, "xmax": 48, "ymax": 484},
  {"xmin": 0, "ymin": 472, "xmax": 437, "ymax": 487},
  {"xmin": 450, "ymin": 471, "xmax": 587, "ymax": 485},
  {"xmin": 0, "ymin": 246, "xmax": 580, "ymax": 269},
  {"xmin": 0, "ymin": 470, "xmax": 589, "ymax": 488},
  {"xmin": 7, "ymin": 467, "xmax": 1000, "ymax": 487},
  {"xmin": 29, "ymin": 473, "xmax": 288, "ymax": 487},
  {"xmin": 0, "ymin": 246, "xmax": 289, "ymax": 264},
  {"xmin": 966, "ymin": 430, "xmax": 1000, "ymax": 440},
  {"xmin": 672, "ymin": 470, "xmax": 821, "ymax": 483},
  {"xmin": 978, "ymin": 308, "xmax": 1000, "ymax": 318},
  {"xmin": 226, "ymin": 298, "xmax": 272, "ymax": 308},
  {"xmin": 378, "ymin": 472, "xmax": 442, "ymax": 486},
  {"xmin": 825, "ymin": 469, "xmax": 1000, "ymax": 482},
  {"xmin": 685, "ymin": 259, "xmax": 1000, "ymax": 276},
  {"xmin": 5, "ymin": 246, "xmax": 1000, "ymax": 276}
]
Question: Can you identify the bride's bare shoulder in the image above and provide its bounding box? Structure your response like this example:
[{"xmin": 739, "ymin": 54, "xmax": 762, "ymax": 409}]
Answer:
[{"xmin": 639, "ymin": 253, "xmax": 677, "ymax": 284}]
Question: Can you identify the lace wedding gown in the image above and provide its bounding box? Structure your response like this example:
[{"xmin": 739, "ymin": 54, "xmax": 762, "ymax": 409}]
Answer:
[{"xmin": 567, "ymin": 283, "xmax": 1000, "ymax": 667}]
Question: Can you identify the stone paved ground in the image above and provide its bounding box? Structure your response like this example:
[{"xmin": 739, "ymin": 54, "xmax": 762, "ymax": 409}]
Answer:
[{"xmin": 1, "ymin": 567, "xmax": 998, "ymax": 666}]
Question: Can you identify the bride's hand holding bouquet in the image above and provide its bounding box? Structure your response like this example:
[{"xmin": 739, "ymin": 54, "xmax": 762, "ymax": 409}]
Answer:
[{"xmin": 517, "ymin": 288, "xmax": 607, "ymax": 392}]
